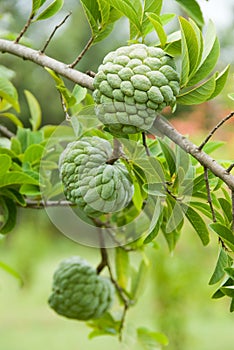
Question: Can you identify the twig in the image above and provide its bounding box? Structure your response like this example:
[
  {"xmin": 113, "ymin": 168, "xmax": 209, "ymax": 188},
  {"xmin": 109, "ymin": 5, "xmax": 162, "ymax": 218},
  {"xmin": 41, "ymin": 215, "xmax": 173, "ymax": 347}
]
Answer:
[
  {"xmin": 204, "ymin": 167, "xmax": 217, "ymax": 222},
  {"xmin": 0, "ymin": 125, "xmax": 15, "ymax": 138},
  {"xmin": 0, "ymin": 39, "xmax": 94, "ymax": 90},
  {"xmin": 105, "ymin": 257, "xmax": 130, "ymax": 341},
  {"xmin": 226, "ymin": 163, "xmax": 234, "ymax": 173},
  {"xmin": 40, "ymin": 12, "xmax": 72, "ymax": 54},
  {"xmin": 15, "ymin": 13, "xmax": 35, "ymax": 44},
  {"xmin": 24, "ymin": 199, "xmax": 74, "ymax": 208},
  {"xmin": 142, "ymin": 132, "xmax": 150, "ymax": 156},
  {"xmin": 68, "ymin": 36, "xmax": 94, "ymax": 68},
  {"xmin": 232, "ymin": 190, "xmax": 234, "ymax": 231},
  {"xmin": 198, "ymin": 112, "xmax": 234, "ymax": 150},
  {"xmin": 106, "ymin": 138, "xmax": 124, "ymax": 164},
  {"xmin": 58, "ymin": 90, "xmax": 71, "ymax": 121}
]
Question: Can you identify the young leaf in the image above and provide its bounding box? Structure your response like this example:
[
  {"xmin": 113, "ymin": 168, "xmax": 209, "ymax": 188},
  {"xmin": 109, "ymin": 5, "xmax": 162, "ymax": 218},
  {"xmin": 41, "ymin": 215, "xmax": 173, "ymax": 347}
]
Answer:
[
  {"xmin": 0, "ymin": 112, "xmax": 23, "ymax": 127},
  {"xmin": 23, "ymin": 144, "xmax": 44, "ymax": 164},
  {"xmin": 188, "ymin": 37, "xmax": 220, "ymax": 86},
  {"xmin": 24, "ymin": 90, "xmax": 42, "ymax": 131},
  {"xmin": 158, "ymin": 139, "xmax": 176, "ymax": 177},
  {"xmin": 183, "ymin": 205, "xmax": 210, "ymax": 245},
  {"xmin": 0, "ymin": 154, "xmax": 12, "ymax": 174},
  {"xmin": 176, "ymin": 74, "xmax": 216, "ymax": 105},
  {"xmin": 142, "ymin": 0, "xmax": 163, "ymax": 35},
  {"xmin": 35, "ymin": 0, "xmax": 64, "ymax": 21},
  {"xmin": 0, "ymin": 171, "xmax": 39, "ymax": 188},
  {"xmin": 107, "ymin": 0, "xmax": 141, "ymax": 33},
  {"xmin": 207, "ymin": 65, "xmax": 230, "ymax": 100},
  {"xmin": 209, "ymin": 248, "xmax": 229, "ymax": 285},
  {"xmin": 97, "ymin": 0, "xmax": 110, "ymax": 25},
  {"xmin": 130, "ymin": 260, "xmax": 148, "ymax": 301},
  {"xmin": 0, "ymin": 77, "xmax": 20, "ymax": 112},
  {"xmin": 115, "ymin": 247, "xmax": 129, "ymax": 290},
  {"xmin": 179, "ymin": 17, "xmax": 202, "ymax": 80},
  {"xmin": 0, "ymin": 197, "xmax": 17, "ymax": 234},
  {"xmin": 176, "ymin": 0, "xmax": 204, "ymax": 27},
  {"xmin": 146, "ymin": 13, "xmax": 167, "ymax": 47},
  {"xmin": 0, "ymin": 261, "xmax": 23, "ymax": 286},
  {"xmin": 137, "ymin": 327, "xmax": 169, "ymax": 349}
]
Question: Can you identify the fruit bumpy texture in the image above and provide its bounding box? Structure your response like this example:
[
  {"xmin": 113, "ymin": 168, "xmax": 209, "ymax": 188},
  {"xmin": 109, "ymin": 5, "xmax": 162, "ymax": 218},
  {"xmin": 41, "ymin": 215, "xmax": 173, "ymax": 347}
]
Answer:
[
  {"xmin": 93, "ymin": 44, "xmax": 180, "ymax": 134},
  {"xmin": 48, "ymin": 256, "xmax": 114, "ymax": 320},
  {"xmin": 59, "ymin": 136, "xmax": 134, "ymax": 217}
]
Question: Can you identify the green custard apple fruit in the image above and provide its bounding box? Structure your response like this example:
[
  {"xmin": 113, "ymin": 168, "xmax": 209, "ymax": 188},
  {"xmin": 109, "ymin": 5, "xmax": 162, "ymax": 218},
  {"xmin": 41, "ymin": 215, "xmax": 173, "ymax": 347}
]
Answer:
[
  {"xmin": 48, "ymin": 256, "xmax": 114, "ymax": 320},
  {"xmin": 93, "ymin": 44, "xmax": 180, "ymax": 134},
  {"xmin": 59, "ymin": 136, "xmax": 134, "ymax": 217}
]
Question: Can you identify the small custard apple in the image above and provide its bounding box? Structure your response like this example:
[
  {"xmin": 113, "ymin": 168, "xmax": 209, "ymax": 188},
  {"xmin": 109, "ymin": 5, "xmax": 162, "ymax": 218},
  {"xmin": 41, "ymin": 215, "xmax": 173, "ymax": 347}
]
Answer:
[
  {"xmin": 93, "ymin": 44, "xmax": 180, "ymax": 134},
  {"xmin": 48, "ymin": 256, "xmax": 114, "ymax": 320},
  {"xmin": 59, "ymin": 136, "xmax": 134, "ymax": 217}
]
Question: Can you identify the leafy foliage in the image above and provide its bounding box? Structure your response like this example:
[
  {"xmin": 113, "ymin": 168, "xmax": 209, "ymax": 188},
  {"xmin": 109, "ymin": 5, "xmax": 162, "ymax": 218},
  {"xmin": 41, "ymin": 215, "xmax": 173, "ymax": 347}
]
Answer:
[{"xmin": 0, "ymin": 0, "xmax": 234, "ymax": 347}]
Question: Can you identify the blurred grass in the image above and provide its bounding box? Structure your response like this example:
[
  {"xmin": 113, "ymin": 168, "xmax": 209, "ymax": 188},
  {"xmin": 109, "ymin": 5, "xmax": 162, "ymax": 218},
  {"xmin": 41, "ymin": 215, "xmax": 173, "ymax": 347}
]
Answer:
[{"xmin": 0, "ymin": 208, "xmax": 234, "ymax": 350}]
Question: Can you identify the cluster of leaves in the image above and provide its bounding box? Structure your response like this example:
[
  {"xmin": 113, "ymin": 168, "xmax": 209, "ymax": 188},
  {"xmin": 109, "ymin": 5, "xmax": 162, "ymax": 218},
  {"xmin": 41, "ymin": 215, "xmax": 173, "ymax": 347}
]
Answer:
[{"xmin": 0, "ymin": 0, "xmax": 234, "ymax": 345}]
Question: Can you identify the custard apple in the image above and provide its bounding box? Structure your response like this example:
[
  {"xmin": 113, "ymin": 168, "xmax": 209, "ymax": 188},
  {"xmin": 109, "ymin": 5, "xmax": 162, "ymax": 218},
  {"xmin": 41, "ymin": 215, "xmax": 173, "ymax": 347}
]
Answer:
[
  {"xmin": 48, "ymin": 256, "xmax": 114, "ymax": 320},
  {"xmin": 93, "ymin": 44, "xmax": 180, "ymax": 134},
  {"xmin": 59, "ymin": 136, "xmax": 134, "ymax": 217}
]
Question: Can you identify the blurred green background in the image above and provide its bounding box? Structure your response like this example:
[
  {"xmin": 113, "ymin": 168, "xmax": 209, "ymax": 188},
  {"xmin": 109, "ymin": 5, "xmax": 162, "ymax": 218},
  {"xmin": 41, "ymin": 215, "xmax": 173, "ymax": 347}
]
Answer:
[{"xmin": 1, "ymin": 0, "xmax": 234, "ymax": 349}]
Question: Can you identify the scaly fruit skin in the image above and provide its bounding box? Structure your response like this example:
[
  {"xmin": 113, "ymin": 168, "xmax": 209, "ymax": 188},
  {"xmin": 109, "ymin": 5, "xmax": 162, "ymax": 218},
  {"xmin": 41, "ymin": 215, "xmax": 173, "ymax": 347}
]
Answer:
[
  {"xmin": 93, "ymin": 44, "xmax": 180, "ymax": 134},
  {"xmin": 59, "ymin": 136, "xmax": 134, "ymax": 217},
  {"xmin": 48, "ymin": 256, "xmax": 114, "ymax": 320}
]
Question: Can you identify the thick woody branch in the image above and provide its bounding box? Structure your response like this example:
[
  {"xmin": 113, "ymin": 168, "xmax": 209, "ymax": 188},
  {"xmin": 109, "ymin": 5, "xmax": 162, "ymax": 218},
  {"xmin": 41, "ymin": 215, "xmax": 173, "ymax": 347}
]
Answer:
[
  {"xmin": 1, "ymin": 39, "xmax": 234, "ymax": 190},
  {"xmin": 0, "ymin": 39, "xmax": 94, "ymax": 90},
  {"xmin": 152, "ymin": 116, "xmax": 234, "ymax": 190}
]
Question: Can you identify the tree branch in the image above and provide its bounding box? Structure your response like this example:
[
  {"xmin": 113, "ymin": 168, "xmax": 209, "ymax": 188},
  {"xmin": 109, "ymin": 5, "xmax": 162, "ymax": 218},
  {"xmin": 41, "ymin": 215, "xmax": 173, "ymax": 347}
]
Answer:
[
  {"xmin": 0, "ymin": 39, "xmax": 94, "ymax": 90},
  {"xmin": 0, "ymin": 125, "xmax": 15, "ymax": 138},
  {"xmin": 24, "ymin": 199, "xmax": 74, "ymax": 208},
  {"xmin": 1, "ymin": 39, "xmax": 234, "ymax": 190},
  {"xmin": 152, "ymin": 116, "xmax": 234, "ymax": 190},
  {"xmin": 68, "ymin": 36, "xmax": 94, "ymax": 68}
]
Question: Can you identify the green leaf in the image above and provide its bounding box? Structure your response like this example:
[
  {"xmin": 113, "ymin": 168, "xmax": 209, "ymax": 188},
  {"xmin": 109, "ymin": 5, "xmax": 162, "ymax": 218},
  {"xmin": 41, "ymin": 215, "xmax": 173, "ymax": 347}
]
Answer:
[
  {"xmin": 225, "ymin": 267, "xmax": 234, "ymax": 279},
  {"xmin": 176, "ymin": 0, "xmax": 204, "ymax": 27},
  {"xmin": 87, "ymin": 313, "xmax": 121, "ymax": 339},
  {"xmin": 218, "ymin": 197, "xmax": 232, "ymax": 224},
  {"xmin": 107, "ymin": 0, "xmax": 141, "ymax": 33},
  {"xmin": 23, "ymin": 144, "xmax": 44, "ymax": 164},
  {"xmin": 0, "ymin": 171, "xmax": 39, "ymax": 188},
  {"xmin": 130, "ymin": 260, "xmax": 148, "ymax": 301},
  {"xmin": 134, "ymin": 157, "xmax": 165, "ymax": 183},
  {"xmin": 177, "ymin": 74, "xmax": 216, "ymax": 105},
  {"xmin": 210, "ymin": 223, "xmax": 234, "ymax": 251},
  {"xmin": 184, "ymin": 205, "xmax": 210, "ymax": 245},
  {"xmin": 0, "ymin": 77, "xmax": 20, "ymax": 112},
  {"xmin": 35, "ymin": 0, "xmax": 64, "ymax": 20},
  {"xmin": 230, "ymin": 298, "xmax": 234, "ymax": 312},
  {"xmin": 24, "ymin": 90, "xmax": 42, "ymax": 131},
  {"xmin": 188, "ymin": 37, "xmax": 220, "ymax": 86},
  {"xmin": 0, "ymin": 197, "xmax": 17, "ymax": 234},
  {"xmin": 158, "ymin": 139, "xmax": 176, "ymax": 176},
  {"xmin": 32, "ymin": 0, "xmax": 43, "ymax": 13},
  {"xmin": 146, "ymin": 13, "xmax": 167, "ymax": 47},
  {"xmin": 0, "ymin": 261, "xmax": 23, "ymax": 286},
  {"xmin": 15, "ymin": 128, "xmax": 44, "ymax": 152},
  {"xmin": 115, "ymin": 247, "xmax": 129, "ymax": 289},
  {"xmin": 179, "ymin": 17, "xmax": 202, "ymax": 83},
  {"xmin": 142, "ymin": 0, "xmax": 163, "ymax": 35},
  {"xmin": 144, "ymin": 198, "xmax": 163, "ymax": 243},
  {"xmin": 0, "ymin": 154, "xmax": 12, "ymax": 174},
  {"xmin": 207, "ymin": 65, "xmax": 230, "ymax": 100},
  {"xmin": 220, "ymin": 286, "xmax": 234, "ymax": 298},
  {"xmin": 0, "ymin": 188, "xmax": 26, "ymax": 206},
  {"xmin": 0, "ymin": 112, "xmax": 23, "ymax": 127},
  {"xmin": 0, "ymin": 65, "xmax": 15, "ymax": 80},
  {"xmin": 137, "ymin": 327, "xmax": 169, "ymax": 349},
  {"xmin": 97, "ymin": 0, "xmax": 110, "ymax": 24},
  {"xmin": 209, "ymin": 248, "xmax": 229, "ymax": 285},
  {"xmin": 166, "ymin": 198, "xmax": 184, "ymax": 233},
  {"xmin": 19, "ymin": 184, "xmax": 41, "ymax": 196}
]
